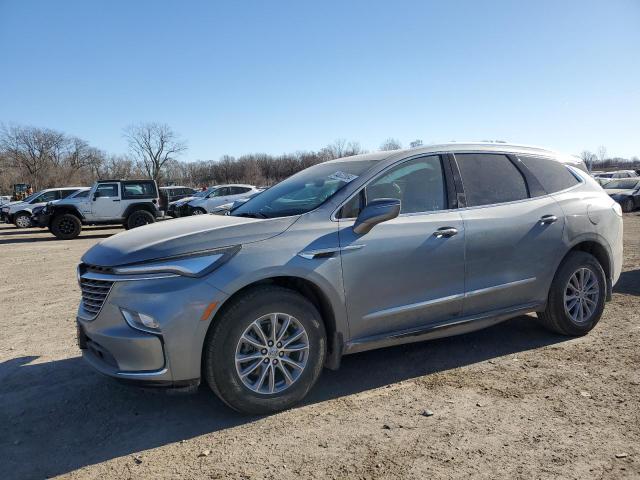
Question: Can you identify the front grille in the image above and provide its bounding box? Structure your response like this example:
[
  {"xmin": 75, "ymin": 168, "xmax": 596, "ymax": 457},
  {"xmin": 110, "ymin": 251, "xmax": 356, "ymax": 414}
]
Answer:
[{"xmin": 80, "ymin": 277, "xmax": 113, "ymax": 317}]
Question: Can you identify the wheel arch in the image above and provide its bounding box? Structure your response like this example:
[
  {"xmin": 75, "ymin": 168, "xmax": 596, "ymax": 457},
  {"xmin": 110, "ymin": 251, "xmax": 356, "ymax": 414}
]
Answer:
[
  {"xmin": 205, "ymin": 275, "xmax": 343, "ymax": 370},
  {"xmin": 123, "ymin": 202, "xmax": 158, "ymax": 219},
  {"xmin": 50, "ymin": 205, "xmax": 84, "ymax": 224},
  {"xmin": 562, "ymin": 237, "xmax": 613, "ymax": 300}
]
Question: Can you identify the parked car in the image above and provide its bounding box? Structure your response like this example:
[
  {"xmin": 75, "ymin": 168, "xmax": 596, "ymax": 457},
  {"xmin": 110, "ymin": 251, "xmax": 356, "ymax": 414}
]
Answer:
[
  {"xmin": 187, "ymin": 184, "xmax": 261, "ymax": 214},
  {"xmin": 593, "ymin": 170, "xmax": 637, "ymax": 180},
  {"xmin": 166, "ymin": 188, "xmax": 214, "ymax": 217},
  {"xmin": 0, "ymin": 187, "xmax": 85, "ymax": 228},
  {"xmin": 0, "ymin": 195, "xmax": 11, "ymax": 206},
  {"xmin": 30, "ymin": 188, "xmax": 91, "ymax": 227},
  {"xmin": 603, "ymin": 178, "xmax": 640, "ymax": 212},
  {"xmin": 76, "ymin": 143, "xmax": 622, "ymax": 414},
  {"xmin": 211, "ymin": 191, "xmax": 264, "ymax": 215},
  {"xmin": 159, "ymin": 186, "xmax": 198, "ymax": 213},
  {"xmin": 35, "ymin": 179, "xmax": 162, "ymax": 239}
]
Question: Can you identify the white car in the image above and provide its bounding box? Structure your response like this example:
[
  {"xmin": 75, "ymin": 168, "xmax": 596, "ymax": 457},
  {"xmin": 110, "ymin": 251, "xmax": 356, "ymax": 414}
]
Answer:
[
  {"xmin": 39, "ymin": 179, "xmax": 162, "ymax": 239},
  {"xmin": 0, "ymin": 187, "xmax": 85, "ymax": 228},
  {"xmin": 188, "ymin": 184, "xmax": 262, "ymax": 214}
]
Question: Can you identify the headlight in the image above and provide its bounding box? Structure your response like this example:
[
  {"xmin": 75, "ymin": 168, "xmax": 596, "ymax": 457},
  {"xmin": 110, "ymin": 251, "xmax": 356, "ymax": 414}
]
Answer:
[
  {"xmin": 112, "ymin": 246, "xmax": 240, "ymax": 277},
  {"xmin": 612, "ymin": 202, "xmax": 623, "ymax": 217}
]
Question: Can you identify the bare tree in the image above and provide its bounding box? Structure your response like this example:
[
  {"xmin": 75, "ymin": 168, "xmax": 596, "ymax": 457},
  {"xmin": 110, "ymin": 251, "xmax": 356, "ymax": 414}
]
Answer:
[
  {"xmin": 320, "ymin": 139, "xmax": 365, "ymax": 159},
  {"xmin": 596, "ymin": 146, "xmax": 607, "ymax": 164},
  {"xmin": 379, "ymin": 138, "xmax": 402, "ymax": 151},
  {"xmin": 0, "ymin": 124, "xmax": 66, "ymax": 189},
  {"xmin": 579, "ymin": 150, "xmax": 597, "ymax": 172},
  {"xmin": 409, "ymin": 139, "xmax": 423, "ymax": 148},
  {"xmin": 124, "ymin": 122, "xmax": 187, "ymax": 183}
]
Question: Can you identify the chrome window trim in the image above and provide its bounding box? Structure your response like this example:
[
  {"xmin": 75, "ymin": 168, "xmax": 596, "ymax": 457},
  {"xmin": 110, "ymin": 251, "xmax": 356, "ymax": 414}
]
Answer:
[{"xmin": 330, "ymin": 151, "xmax": 451, "ymax": 221}]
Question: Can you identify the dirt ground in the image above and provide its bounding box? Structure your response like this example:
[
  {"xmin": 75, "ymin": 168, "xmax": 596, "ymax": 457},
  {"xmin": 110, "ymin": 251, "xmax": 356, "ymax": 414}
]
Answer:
[{"xmin": 0, "ymin": 216, "xmax": 639, "ymax": 480}]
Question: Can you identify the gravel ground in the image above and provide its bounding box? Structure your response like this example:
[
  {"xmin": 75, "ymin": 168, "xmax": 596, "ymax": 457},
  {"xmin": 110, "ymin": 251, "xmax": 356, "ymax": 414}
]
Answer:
[{"xmin": 0, "ymin": 217, "xmax": 639, "ymax": 480}]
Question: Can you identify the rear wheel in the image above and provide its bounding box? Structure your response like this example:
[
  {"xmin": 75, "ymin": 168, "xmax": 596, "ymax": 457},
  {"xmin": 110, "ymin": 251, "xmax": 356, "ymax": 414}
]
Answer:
[
  {"xmin": 50, "ymin": 214, "xmax": 82, "ymax": 240},
  {"xmin": 126, "ymin": 210, "xmax": 155, "ymax": 229},
  {"xmin": 14, "ymin": 213, "xmax": 31, "ymax": 229},
  {"xmin": 203, "ymin": 286, "xmax": 326, "ymax": 414},
  {"xmin": 621, "ymin": 198, "xmax": 634, "ymax": 213},
  {"xmin": 537, "ymin": 251, "xmax": 606, "ymax": 336}
]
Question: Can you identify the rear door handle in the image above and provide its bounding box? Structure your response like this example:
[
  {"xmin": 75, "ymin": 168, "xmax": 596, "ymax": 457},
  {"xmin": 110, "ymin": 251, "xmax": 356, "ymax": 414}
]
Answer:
[
  {"xmin": 113, "ymin": 199, "xmax": 120, "ymax": 202},
  {"xmin": 433, "ymin": 227, "xmax": 458, "ymax": 238},
  {"xmin": 540, "ymin": 215, "xmax": 557, "ymax": 224}
]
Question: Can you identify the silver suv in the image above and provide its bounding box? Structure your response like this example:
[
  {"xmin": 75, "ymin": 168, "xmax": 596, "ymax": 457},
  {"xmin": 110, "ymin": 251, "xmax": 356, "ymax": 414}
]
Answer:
[{"xmin": 76, "ymin": 143, "xmax": 623, "ymax": 414}]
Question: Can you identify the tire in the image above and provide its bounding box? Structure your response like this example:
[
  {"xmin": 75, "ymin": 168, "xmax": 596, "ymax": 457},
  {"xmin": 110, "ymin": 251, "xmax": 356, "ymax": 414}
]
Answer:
[
  {"xmin": 126, "ymin": 210, "xmax": 155, "ymax": 229},
  {"xmin": 537, "ymin": 251, "xmax": 606, "ymax": 336},
  {"xmin": 191, "ymin": 207, "xmax": 207, "ymax": 215},
  {"xmin": 50, "ymin": 214, "xmax": 82, "ymax": 240},
  {"xmin": 14, "ymin": 213, "xmax": 31, "ymax": 229},
  {"xmin": 621, "ymin": 198, "xmax": 634, "ymax": 213},
  {"xmin": 203, "ymin": 286, "xmax": 327, "ymax": 414}
]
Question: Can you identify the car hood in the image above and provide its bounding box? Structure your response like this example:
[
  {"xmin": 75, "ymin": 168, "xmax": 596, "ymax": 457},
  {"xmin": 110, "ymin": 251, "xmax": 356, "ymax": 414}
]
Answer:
[
  {"xmin": 82, "ymin": 214, "xmax": 299, "ymax": 267},
  {"xmin": 2, "ymin": 200, "xmax": 25, "ymax": 209},
  {"xmin": 606, "ymin": 189, "xmax": 635, "ymax": 196},
  {"xmin": 170, "ymin": 196, "xmax": 197, "ymax": 206},
  {"xmin": 5, "ymin": 201, "xmax": 29, "ymax": 211}
]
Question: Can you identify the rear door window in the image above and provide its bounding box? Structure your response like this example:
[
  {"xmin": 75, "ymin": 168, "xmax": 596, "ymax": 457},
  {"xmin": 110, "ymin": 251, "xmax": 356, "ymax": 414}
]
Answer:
[
  {"xmin": 518, "ymin": 155, "xmax": 580, "ymax": 194},
  {"xmin": 455, "ymin": 154, "xmax": 529, "ymax": 207}
]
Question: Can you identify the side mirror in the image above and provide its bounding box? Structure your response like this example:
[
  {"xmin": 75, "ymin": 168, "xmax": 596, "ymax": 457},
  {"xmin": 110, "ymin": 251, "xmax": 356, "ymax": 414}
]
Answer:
[
  {"xmin": 353, "ymin": 198, "xmax": 401, "ymax": 235},
  {"xmin": 92, "ymin": 191, "xmax": 100, "ymax": 201}
]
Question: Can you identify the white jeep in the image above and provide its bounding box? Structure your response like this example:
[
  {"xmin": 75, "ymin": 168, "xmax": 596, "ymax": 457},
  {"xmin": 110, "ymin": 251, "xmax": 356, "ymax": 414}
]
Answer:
[{"xmin": 40, "ymin": 180, "xmax": 162, "ymax": 239}]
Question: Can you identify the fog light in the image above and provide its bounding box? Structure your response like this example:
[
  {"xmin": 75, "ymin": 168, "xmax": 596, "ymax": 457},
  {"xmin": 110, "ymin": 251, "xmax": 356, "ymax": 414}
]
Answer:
[{"xmin": 121, "ymin": 308, "xmax": 160, "ymax": 333}]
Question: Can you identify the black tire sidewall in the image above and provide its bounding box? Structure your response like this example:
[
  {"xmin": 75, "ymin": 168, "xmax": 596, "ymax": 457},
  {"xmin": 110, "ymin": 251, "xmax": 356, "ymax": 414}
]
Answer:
[
  {"xmin": 622, "ymin": 198, "xmax": 634, "ymax": 213},
  {"xmin": 51, "ymin": 214, "xmax": 81, "ymax": 240},
  {"xmin": 127, "ymin": 210, "xmax": 155, "ymax": 229},
  {"xmin": 204, "ymin": 287, "xmax": 326, "ymax": 414},
  {"xmin": 548, "ymin": 251, "xmax": 606, "ymax": 335}
]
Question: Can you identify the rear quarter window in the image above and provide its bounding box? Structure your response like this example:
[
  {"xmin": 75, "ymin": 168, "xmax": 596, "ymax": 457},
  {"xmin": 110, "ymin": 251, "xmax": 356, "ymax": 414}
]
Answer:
[
  {"xmin": 121, "ymin": 182, "xmax": 157, "ymax": 199},
  {"xmin": 518, "ymin": 155, "xmax": 580, "ymax": 194}
]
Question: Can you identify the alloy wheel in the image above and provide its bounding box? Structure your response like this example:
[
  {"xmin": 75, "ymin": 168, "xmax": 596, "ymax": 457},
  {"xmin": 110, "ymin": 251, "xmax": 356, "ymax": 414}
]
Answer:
[
  {"xmin": 16, "ymin": 216, "xmax": 31, "ymax": 228},
  {"xmin": 564, "ymin": 267, "xmax": 600, "ymax": 324},
  {"xmin": 58, "ymin": 217, "xmax": 76, "ymax": 235},
  {"xmin": 235, "ymin": 313, "xmax": 309, "ymax": 395}
]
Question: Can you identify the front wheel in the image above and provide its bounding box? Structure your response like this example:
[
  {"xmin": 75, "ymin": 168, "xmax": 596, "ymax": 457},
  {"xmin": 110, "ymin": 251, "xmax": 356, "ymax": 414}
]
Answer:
[
  {"xmin": 50, "ymin": 214, "xmax": 82, "ymax": 240},
  {"xmin": 14, "ymin": 213, "xmax": 31, "ymax": 229},
  {"xmin": 621, "ymin": 198, "xmax": 634, "ymax": 213},
  {"xmin": 203, "ymin": 286, "xmax": 326, "ymax": 414},
  {"xmin": 537, "ymin": 251, "xmax": 606, "ymax": 336}
]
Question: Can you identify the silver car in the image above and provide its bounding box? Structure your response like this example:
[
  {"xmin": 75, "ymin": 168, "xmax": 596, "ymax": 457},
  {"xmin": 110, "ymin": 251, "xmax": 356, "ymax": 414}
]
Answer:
[{"xmin": 76, "ymin": 143, "xmax": 623, "ymax": 414}]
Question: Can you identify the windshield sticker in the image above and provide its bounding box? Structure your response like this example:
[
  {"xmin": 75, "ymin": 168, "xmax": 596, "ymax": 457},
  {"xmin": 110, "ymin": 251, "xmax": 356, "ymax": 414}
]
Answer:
[{"xmin": 328, "ymin": 171, "xmax": 359, "ymax": 183}]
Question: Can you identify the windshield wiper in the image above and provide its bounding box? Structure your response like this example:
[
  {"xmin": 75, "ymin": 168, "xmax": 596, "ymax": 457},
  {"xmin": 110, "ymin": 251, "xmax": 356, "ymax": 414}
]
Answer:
[{"xmin": 234, "ymin": 212, "xmax": 270, "ymax": 219}]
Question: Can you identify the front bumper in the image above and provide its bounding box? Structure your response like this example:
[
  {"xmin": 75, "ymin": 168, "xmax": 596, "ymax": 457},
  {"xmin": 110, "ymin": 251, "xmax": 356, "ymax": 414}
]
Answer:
[
  {"xmin": 31, "ymin": 211, "xmax": 51, "ymax": 228},
  {"xmin": 77, "ymin": 271, "xmax": 228, "ymax": 386},
  {"xmin": 1, "ymin": 211, "xmax": 11, "ymax": 223}
]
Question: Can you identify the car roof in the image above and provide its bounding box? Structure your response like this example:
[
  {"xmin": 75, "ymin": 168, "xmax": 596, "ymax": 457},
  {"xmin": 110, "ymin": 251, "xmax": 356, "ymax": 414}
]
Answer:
[
  {"xmin": 327, "ymin": 142, "xmax": 583, "ymax": 166},
  {"xmin": 41, "ymin": 187, "xmax": 86, "ymax": 192},
  {"xmin": 160, "ymin": 185, "xmax": 192, "ymax": 189}
]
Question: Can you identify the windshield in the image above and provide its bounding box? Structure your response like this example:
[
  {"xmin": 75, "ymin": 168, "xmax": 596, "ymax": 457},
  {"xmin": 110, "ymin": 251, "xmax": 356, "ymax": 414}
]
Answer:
[
  {"xmin": 605, "ymin": 179, "xmax": 640, "ymax": 190},
  {"xmin": 232, "ymin": 160, "xmax": 378, "ymax": 218},
  {"xmin": 193, "ymin": 189, "xmax": 212, "ymax": 198},
  {"xmin": 21, "ymin": 191, "xmax": 43, "ymax": 203}
]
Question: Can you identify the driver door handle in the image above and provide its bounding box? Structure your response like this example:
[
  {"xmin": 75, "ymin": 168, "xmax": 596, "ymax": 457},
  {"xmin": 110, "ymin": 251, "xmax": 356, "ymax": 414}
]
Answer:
[
  {"xmin": 433, "ymin": 227, "xmax": 458, "ymax": 238},
  {"xmin": 540, "ymin": 214, "xmax": 557, "ymax": 224}
]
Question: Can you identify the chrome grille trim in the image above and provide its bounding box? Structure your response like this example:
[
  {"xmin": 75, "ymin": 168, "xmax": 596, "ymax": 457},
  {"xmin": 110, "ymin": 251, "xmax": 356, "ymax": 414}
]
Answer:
[{"xmin": 79, "ymin": 276, "xmax": 113, "ymax": 319}]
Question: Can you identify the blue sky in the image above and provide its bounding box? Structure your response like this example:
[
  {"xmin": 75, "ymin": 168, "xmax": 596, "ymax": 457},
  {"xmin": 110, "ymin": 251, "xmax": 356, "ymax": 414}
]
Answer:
[{"xmin": 1, "ymin": 0, "xmax": 638, "ymax": 160}]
